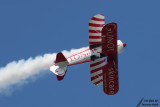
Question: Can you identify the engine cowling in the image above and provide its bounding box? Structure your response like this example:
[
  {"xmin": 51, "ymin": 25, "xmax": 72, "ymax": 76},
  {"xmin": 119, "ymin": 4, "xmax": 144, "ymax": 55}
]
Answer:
[{"xmin": 118, "ymin": 40, "xmax": 125, "ymax": 54}]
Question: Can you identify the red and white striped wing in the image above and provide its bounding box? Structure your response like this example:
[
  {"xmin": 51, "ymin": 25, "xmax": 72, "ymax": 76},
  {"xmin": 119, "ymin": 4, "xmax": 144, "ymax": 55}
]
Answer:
[
  {"xmin": 89, "ymin": 14, "xmax": 105, "ymax": 45},
  {"xmin": 89, "ymin": 14, "xmax": 106, "ymax": 85},
  {"xmin": 90, "ymin": 57, "xmax": 106, "ymax": 85}
]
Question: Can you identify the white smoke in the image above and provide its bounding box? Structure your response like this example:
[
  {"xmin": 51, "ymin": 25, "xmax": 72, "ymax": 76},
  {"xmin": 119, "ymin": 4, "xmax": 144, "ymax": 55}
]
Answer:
[{"xmin": 0, "ymin": 47, "xmax": 88, "ymax": 95}]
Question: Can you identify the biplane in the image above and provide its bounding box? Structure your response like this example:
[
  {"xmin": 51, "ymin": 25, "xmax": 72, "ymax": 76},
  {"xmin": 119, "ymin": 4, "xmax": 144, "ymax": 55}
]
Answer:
[{"xmin": 50, "ymin": 14, "xmax": 127, "ymax": 95}]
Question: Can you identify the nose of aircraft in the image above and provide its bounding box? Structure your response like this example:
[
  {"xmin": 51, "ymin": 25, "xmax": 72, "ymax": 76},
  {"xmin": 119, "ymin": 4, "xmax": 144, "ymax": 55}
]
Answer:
[{"xmin": 123, "ymin": 43, "xmax": 127, "ymax": 47}]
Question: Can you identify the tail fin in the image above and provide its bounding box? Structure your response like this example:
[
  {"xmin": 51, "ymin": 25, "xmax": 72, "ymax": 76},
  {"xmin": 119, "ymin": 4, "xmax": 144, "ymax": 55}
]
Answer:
[
  {"xmin": 55, "ymin": 52, "xmax": 69, "ymax": 66},
  {"xmin": 54, "ymin": 52, "xmax": 69, "ymax": 81},
  {"xmin": 55, "ymin": 52, "xmax": 67, "ymax": 63}
]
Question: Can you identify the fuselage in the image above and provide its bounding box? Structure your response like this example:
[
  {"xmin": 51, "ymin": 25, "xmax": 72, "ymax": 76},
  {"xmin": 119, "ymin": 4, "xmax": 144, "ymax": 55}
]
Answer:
[
  {"xmin": 67, "ymin": 40, "xmax": 124, "ymax": 66},
  {"xmin": 50, "ymin": 40, "xmax": 125, "ymax": 76}
]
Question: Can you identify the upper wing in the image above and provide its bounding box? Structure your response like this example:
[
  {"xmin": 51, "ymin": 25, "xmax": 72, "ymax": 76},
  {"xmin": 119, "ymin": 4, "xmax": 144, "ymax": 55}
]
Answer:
[
  {"xmin": 89, "ymin": 14, "xmax": 106, "ymax": 85},
  {"xmin": 89, "ymin": 14, "xmax": 105, "ymax": 46},
  {"xmin": 90, "ymin": 57, "xmax": 106, "ymax": 85},
  {"xmin": 101, "ymin": 22, "xmax": 119, "ymax": 95}
]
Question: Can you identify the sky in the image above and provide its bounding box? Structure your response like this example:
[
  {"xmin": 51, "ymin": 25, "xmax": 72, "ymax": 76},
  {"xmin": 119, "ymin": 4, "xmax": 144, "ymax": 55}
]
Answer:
[{"xmin": 0, "ymin": 0, "xmax": 160, "ymax": 107}]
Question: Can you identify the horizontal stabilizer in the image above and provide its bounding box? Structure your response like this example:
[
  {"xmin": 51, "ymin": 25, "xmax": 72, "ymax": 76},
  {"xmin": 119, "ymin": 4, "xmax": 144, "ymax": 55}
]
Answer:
[{"xmin": 57, "ymin": 75, "xmax": 65, "ymax": 81}]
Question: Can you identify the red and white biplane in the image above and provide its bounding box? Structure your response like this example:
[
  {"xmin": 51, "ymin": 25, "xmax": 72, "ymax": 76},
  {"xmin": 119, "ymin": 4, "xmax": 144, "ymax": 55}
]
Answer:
[{"xmin": 50, "ymin": 14, "xmax": 127, "ymax": 95}]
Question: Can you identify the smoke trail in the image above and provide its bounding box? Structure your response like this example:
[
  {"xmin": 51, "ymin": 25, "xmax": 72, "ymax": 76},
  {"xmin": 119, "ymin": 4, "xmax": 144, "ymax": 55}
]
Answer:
[{"xmin": 0, "ymin": 47, "xmax": 88, "ymax": 95}]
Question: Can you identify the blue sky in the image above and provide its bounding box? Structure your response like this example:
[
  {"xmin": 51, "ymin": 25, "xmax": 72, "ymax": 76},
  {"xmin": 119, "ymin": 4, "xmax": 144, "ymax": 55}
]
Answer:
[{"xmin": 0, "ymin": 0, "xmax": 160, "ymax": 107}]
